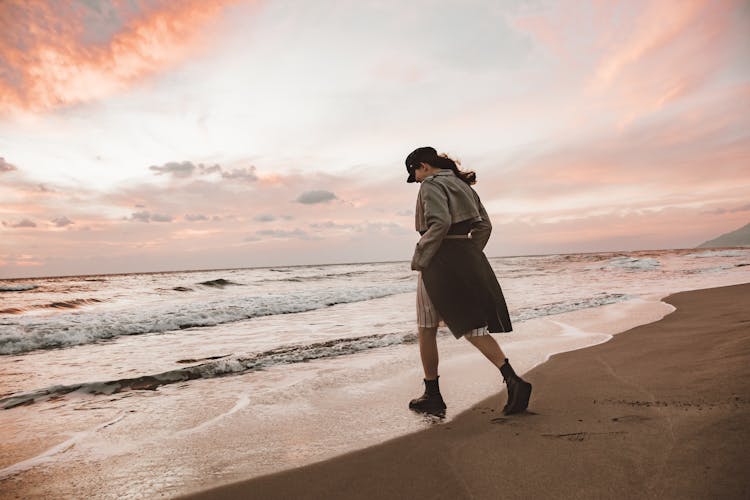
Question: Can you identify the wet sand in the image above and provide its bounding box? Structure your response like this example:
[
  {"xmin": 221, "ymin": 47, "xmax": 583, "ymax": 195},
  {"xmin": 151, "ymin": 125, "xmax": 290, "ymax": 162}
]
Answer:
[{"xmin": 183, "ymin": 283, "xmax": 750, "ymax": 499}]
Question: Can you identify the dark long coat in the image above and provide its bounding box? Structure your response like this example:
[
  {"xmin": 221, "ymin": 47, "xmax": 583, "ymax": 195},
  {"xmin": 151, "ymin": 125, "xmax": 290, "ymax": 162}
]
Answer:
[{"xmin": 421, "ymin": 238, "xmax": 513, "ymax": 339}]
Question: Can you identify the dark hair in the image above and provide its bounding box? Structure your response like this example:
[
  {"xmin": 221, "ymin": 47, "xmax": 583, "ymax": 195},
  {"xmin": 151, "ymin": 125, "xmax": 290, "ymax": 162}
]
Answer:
[{"xmin": 405, "ymin": 146, "xmax": 477, "ymax": 185}]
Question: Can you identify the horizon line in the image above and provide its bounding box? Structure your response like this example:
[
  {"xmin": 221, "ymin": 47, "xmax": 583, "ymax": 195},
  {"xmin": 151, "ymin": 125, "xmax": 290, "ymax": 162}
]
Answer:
[{"xmin": 2, "ymin": 244, "xmax": 743, "ymax": 281}]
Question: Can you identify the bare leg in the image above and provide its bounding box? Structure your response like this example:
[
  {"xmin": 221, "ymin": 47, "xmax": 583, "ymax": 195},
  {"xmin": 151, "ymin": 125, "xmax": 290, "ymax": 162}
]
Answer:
[
  {"xmin": 465, "ymin": 334, "xmax": 507, "ymax": 370},
  {"xmin": 418, "ymin": 326, "xmax": 439, "ymax": 380}
]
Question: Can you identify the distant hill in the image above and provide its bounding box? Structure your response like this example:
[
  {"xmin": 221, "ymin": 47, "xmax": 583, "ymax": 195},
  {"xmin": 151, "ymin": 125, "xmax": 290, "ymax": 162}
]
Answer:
[{"xmin": 697, "ymin": 222, "xmax": 750, "ymax": 248}]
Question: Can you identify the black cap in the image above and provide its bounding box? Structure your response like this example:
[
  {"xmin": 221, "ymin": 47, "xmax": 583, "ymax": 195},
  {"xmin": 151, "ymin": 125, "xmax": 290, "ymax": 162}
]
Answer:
[
  {"xmin": 406, "ymin": 167, "xmax": 416, "ymax": 183},
  {"xmin": 405, "ymin": 146, "xmax": 438, "ymax": 183}
]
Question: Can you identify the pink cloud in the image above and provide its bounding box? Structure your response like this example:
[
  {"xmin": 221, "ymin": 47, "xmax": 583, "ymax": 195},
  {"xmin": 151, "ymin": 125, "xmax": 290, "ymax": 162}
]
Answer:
[
  {"xmin": 15, "ymin": 259, "xmax": 44, "ymax": 268},
  {"xmin": 485, "ymin": 205, "xmax": 750, "ymax": 257},
  {"xmin": 0, "ymin": 161, "xmax": 421, "ymax": 276},
  {"xmin": 589, "ymin": 0, "xmax": 709, "ymax": 91},
  {"xmin": 0, "ymin": 0, "xmax": 246, "ymax": 114},
  {"xmin": 1, "ymin": 151, "xmax": 747, "ymax": 278},
  {"xmin": 0, "ymin": 253, "xmax": 44, "ymax": 268},
  {"xmin": 511, "ymin": 0, "xmax": 742, "ymax": 127},
  {"xmin": 0, "ymin": 157, "xmax": 18, "ymax": 172}
]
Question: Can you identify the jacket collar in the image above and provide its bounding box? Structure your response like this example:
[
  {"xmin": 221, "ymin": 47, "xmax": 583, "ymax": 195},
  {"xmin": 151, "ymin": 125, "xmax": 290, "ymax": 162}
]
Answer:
[{"xmin": 425, "ymin": 170, "xmax": 453, "ymax": 180}]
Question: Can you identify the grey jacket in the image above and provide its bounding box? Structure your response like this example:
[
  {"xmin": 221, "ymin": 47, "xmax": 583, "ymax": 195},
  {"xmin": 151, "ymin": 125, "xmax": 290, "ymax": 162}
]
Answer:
[{"xmin": 411, "ymin": 170, "xmax": 492, "ymax": 271}]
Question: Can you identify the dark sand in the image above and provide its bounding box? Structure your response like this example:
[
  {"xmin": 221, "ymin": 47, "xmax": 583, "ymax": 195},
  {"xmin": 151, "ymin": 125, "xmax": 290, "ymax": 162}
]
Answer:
[{"xmin": 183, "ymin": 283, "xmax": 750, "ymax": 499}]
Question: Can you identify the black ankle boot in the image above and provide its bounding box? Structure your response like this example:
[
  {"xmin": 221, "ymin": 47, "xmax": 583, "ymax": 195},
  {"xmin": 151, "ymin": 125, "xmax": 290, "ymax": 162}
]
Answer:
[
  {"xmin": 409, "ymin": 376, "xmax": 447, "ymax": 415},
  {"xmin": 500, "ymin": 359, "xmax": 532, "ymax": 415}
]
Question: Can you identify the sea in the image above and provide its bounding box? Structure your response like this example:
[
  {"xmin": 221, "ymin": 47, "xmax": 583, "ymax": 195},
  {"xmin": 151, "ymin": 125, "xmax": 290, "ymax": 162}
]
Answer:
[{"xmin": 1, "ymin": 247, "xmax": 749, "ymax": 498}]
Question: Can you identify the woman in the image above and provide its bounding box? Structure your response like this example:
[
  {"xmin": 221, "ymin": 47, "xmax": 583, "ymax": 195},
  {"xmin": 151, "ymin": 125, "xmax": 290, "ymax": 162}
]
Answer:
[{"xmin": 405, "ymin": 146, "xmax": 532, "ymax": 416}]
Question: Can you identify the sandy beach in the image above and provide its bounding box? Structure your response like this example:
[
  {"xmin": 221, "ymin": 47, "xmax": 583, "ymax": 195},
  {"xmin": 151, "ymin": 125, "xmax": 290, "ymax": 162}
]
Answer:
[{"xmin": 183, "ymin": 283, "xmax": 750, "ymax": 499}]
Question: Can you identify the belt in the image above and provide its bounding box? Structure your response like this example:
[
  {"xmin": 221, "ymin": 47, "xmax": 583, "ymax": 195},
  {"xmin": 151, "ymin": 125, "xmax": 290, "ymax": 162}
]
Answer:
[{"xmin": 444, "ymin": 234, "xmax": 470, "ymax": 239}]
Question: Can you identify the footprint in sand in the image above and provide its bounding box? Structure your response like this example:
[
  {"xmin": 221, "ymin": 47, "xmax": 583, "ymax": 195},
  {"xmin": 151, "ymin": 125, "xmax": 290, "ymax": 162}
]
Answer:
[
  {"xmin": 611, "ymin": 415, "xmax": 652, "ymax": 423},
  {"xmin": 490, "ymin": 411, "xmax": 537, "ymax": 424},
  {"xmin": 542, "ymin": 431, "xmax": 627, "ymax": 442}
]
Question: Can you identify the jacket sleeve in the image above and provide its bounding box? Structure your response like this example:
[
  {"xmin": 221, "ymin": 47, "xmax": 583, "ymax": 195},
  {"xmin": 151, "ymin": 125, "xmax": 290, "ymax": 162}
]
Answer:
[
  {"xmin": 411, "ymin": 181, "xmax": 451, "ymax": 271},
  {"xmin": 470, "ymin": 190, "xmax": 492, "ymax": 251}
]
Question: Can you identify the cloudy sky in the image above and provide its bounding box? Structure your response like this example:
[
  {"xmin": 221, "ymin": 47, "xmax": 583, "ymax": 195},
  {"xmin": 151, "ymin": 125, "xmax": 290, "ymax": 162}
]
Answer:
[{"xmin": 1, "ymin": 0, "xmax": 748, "ymax": 278}]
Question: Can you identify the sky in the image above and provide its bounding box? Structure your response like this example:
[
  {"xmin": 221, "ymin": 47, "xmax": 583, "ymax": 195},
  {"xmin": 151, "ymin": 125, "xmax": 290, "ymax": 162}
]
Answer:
[{"xmin": 1, "ymin": 0, "xmax": 749, "ymax": 278}]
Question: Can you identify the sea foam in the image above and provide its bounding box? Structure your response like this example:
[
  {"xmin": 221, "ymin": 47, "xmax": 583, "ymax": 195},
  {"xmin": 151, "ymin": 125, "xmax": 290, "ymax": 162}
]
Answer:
[
  {"xmin": 687, "ymin": 249, "xmax": 748, "ymax": 258},
  {"xmin": 600, "ymin": 256, "xmax": 660, "ymax": 270},
  {"xmin": 0, "ymin": 283, "xmax": 413, "ymax": 355}
]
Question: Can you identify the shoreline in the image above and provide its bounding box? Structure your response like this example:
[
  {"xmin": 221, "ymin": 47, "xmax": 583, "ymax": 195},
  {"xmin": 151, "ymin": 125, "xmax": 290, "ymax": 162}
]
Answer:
[{"xmin": 183, "ymin": 283, "xmax": 750, "ymax": 499}]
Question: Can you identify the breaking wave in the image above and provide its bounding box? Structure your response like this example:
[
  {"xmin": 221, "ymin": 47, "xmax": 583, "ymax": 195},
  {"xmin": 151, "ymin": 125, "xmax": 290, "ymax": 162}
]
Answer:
[
  {"xmin": 0, "ymin": 283, "xmax": 414, "ymax": 355},
  {"xmin": 0, "ymin": 284, "xmax": 38, "ymax": 292},
  {"xmin": 600, "ymin": 257, "xmax": 660, "ymax": 270},
  {"xmin": 197, "ymin": 279, "xmax": 242, "ymax": 288},
  {"xmin": 0, "ymin": 298, "xmax": 103, "ymax": 315},
  {"xmin": 0, "ymin": 331, "xmax": 417, "ymax": 409},
  {"xmin": 514, "ymin": 293, "xmax": 630, "ymax": 322},
  {"xmin": 0, "ymin": 291, "xmax": 637, "ymax": 409}
]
